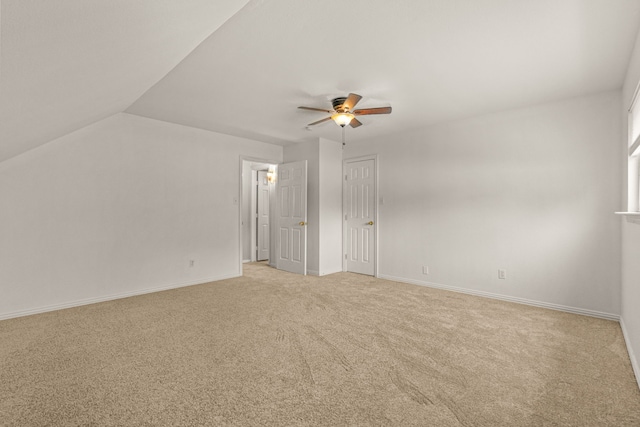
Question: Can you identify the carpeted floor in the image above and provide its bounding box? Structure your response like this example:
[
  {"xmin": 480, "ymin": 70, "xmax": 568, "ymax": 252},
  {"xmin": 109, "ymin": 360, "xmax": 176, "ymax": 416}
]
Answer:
[{"xmin": 1, "ymin": 262, "xmax": 639, "ymax": 426}]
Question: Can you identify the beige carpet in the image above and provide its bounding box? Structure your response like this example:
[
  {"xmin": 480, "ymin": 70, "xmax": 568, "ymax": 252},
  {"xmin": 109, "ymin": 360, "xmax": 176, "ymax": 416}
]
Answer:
[{"xmin": 1, "ymin": 262, "xmax": 639, "ymax": 426}]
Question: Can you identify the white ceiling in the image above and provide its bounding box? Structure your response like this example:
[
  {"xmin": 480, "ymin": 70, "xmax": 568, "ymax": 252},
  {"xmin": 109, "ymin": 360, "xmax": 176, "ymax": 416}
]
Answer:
[
  {"xmin": 0, "ymin": 0, "xmax": 250, "ymax": 162},
  {"xmin": 127, "ymin": 0, "xmax": 640, "ymax": 146},
  {"xmin": 2, "ymin": 0, "xmax": 640, "ymax": 161}
]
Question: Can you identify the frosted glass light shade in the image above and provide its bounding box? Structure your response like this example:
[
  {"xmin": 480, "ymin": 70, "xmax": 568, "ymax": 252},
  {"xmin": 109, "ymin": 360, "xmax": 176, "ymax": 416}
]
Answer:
[{"xmin": 331, "ymin": 112, "xmax": 354, "ymax": 127}]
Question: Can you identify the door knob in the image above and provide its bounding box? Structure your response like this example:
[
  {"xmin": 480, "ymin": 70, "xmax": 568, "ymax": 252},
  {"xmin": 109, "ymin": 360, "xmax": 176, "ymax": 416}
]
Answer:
[
  {"xmin": 299, "ymin": 221, "xmax": 306, "ymax": 226},
  {"xmin": 367, "ymin": 221, "xmax": 374, "ymax": 225}
]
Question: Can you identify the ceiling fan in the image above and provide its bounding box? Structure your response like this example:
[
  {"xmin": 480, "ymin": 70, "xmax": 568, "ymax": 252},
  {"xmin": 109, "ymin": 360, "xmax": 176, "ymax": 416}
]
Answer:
[{"xmin": 298, "ymin": 93, "xmax": 392, "ymax": 128}]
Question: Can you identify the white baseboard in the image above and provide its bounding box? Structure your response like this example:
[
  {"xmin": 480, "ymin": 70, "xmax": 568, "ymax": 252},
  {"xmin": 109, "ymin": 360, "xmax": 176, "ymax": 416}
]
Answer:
[
  {"xmin": 307, "ymin": 269, "xmax": 342, "ymax": 277},
  {"xmin": 0, "ymin": 273, "xmax": 239, "ymax": 321},
  {"xmin": 620, "ymin": 317, "xmax": 640, "ymax": 391},
  {"xmin": 242, "ymin": 259, "xmax": 251, "ymax": 263},
  {"xmin": 377, "ymin": 274, "xmax": 620, "ymax": 321}
]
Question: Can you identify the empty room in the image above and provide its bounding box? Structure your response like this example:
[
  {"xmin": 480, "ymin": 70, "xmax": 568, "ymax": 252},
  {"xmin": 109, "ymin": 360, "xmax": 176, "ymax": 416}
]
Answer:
[{"xmin": 2, "ymin": 1, "xmax": 640, "ymax": 425}]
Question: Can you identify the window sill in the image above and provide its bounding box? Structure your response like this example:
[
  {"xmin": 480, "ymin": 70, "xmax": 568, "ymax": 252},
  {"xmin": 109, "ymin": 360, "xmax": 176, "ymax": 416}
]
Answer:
[{"xmin": 615, "ymin": 212, "xmax": 640, "ymax": 216}]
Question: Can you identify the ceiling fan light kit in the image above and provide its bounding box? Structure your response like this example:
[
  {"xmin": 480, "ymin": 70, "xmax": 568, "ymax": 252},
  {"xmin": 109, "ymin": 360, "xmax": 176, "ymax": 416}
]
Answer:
[
  {"xmin": 331, "ymin": 112, "xmax": 355, "ymax": 127},
  {"xmin": 298, "ymin": 93, "xmax": 392, "ymax": 129}
]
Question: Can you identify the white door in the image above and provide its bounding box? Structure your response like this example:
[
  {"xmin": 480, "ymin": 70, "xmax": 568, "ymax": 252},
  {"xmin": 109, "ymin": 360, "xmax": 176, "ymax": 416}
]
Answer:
[
  {"xmin": 345, "ymin": 159, "xmax": 375, "ymax": 275},
  {"xmin": 257, "ymin": 170, "xmax": 270, "ymax": 261},
  {"xmin": 276, "ymin": 160, "xmax": 307, "ymax": 275}
]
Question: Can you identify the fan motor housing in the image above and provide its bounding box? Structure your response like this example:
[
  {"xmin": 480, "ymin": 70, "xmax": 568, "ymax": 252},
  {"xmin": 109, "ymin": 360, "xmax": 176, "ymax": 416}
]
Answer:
[{"xmin": 332, "ymin": 97, "xmax": 348, "ymax": 112}]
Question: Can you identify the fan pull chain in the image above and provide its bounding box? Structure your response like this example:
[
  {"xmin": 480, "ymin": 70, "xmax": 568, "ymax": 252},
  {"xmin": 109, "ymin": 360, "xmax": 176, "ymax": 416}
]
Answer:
[{"xmin": 342, "ymin": 126, "xmax": 346, "ymax": 148}]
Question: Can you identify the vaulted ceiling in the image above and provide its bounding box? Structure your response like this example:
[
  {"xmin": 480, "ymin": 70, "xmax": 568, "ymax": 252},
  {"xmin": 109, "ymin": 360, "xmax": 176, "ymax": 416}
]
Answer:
[
  {"xmin": 2, "ymin": 0, "xmax": 640, "ymax": 162},
  {"xmin": 0, "ymin": 0, "xmax": 250, "ymax": 162}
]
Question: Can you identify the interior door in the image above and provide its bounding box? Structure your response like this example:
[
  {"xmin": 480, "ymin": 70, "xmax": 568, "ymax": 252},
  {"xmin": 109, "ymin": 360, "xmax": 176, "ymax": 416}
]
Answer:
[
  {"xmin": 276, "ymin": 160, "xmax": 307, "ymax": 275},
  {"xmin": 345, "ymin": 159, "xmax": 375, "ymax": 275},
  {"xmin": 257, "ymin": 170, "xmax": 270, "ymax": 261}
]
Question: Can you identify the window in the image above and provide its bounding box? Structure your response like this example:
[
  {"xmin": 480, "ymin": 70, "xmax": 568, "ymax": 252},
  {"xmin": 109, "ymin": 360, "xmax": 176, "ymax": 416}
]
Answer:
[{"xmin": 627, "ymin": 85, "xmax": 640, "ymax": 212}]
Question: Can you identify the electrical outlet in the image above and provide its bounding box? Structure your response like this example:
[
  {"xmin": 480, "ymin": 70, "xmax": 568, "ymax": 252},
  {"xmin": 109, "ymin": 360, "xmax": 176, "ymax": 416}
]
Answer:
[
  {"xmin": 498, "ymin": 269, "xmax": 507, "ymax": 280},
  {"xmin": 422, "ymin": 265, "xmax": 429, "ymax": 275}
]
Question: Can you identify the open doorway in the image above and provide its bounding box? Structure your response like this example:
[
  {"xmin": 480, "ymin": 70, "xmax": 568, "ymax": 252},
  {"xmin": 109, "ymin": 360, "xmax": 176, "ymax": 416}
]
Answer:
[{"xmin": 240, "ymin": 159, "xmax": 277, "ymax": 267}]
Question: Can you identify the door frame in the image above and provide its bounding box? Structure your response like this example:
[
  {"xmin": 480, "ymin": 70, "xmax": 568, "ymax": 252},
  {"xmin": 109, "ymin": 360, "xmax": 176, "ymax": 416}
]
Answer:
[
  {"xmin": 343, "ymin": 154, "xmax": 379, "ymax": 277},
  {"xmin": 238, "ymin": 155, "xmax": 279, "ymax": 276},
  {"xmin": 250, "ymin": 169, "xmax": 258, "ymax": 262}
]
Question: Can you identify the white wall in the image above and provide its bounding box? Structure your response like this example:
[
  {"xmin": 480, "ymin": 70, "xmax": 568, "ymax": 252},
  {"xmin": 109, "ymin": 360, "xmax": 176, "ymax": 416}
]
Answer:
[
  {"xmin": 0, "ymin": 113, "xmax": 282, "ymax": 319},
  {"xmin": 318, "ymin": 138, "xmax": 344, "ymax": 275},
  {"xmin": 621, "ymin": 28, "xmax": 640, "ymax": 389},
  {"xmin": 344, "ymin": 91, "xmax": 622, "ymax": 318}
]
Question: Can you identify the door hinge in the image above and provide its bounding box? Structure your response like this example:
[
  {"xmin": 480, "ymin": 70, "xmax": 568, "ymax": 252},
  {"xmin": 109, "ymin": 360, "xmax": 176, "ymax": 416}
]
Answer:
[
  {"xmin": 345, "ymin": 174, "xmax": 348, "ymax": 181},
  {"xmin": 345, "ymin": 214, "xmax": 347, "ymax": 221},
  {"xmin": 345, "ymin": 254, "xmax": 347, "ymax": 260}
]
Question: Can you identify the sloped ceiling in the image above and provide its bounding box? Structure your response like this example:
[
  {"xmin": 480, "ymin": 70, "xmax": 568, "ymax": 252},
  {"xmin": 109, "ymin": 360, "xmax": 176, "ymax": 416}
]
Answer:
[
  {"xmin": 0, "ymin": 0, "xmax": 250, "ymax": 162},
  {"xmin": 128, "ymin": 0, "xmax": 640, "ymax": 146},
  {"xmin": 3, "ymin": 1, "xmax": 640, "ymax": 162}
]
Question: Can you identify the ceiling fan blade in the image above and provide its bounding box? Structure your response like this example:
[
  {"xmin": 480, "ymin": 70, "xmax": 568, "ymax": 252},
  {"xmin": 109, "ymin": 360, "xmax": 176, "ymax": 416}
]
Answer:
[
  {"xmin": 307, "ymin": 116, "xmax": 333, "ymax": 126},
  {"xmin": 342, "ymin": 93, "xmax": 362, "ymax": 111},
  {"xmin": 353, "ymin": 106, "xmax": 392, "ymax": 115},
  {"xmin": 349, "ymin": 118, "xmax": 363, "ymax": 128},
  {"xmin": 298, "ymin": 106, "xmax": 332, "ymax": 113}
]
